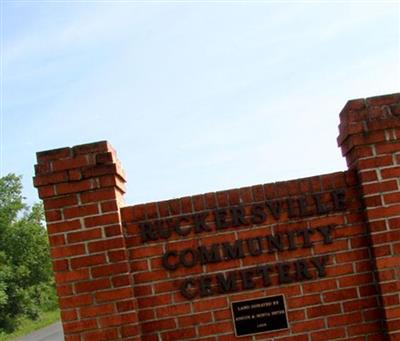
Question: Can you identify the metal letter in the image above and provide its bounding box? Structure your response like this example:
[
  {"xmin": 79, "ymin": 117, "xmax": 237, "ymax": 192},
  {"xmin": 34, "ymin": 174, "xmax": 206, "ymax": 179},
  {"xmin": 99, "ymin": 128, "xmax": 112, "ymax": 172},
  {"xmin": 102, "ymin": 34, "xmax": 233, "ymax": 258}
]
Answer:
[
  {"xmin": 240, "ymin": 269, "xmax": 255, "ymax": 290},
  {"xmin": 199, "ymin": 275, "xmax": 213, "ymax": 297},
  {"xmin": 216, "ymin": 271, "xmax": 238, "ymax": 293},
  {"xmin": 198, "ymin": 244, "xmax": 222, "ymax": 264},
  {"xmin": 316, "ymin": 225, "xmax": 335, "ymax": 244},
  {"xmin": 246, "ymin": 237, "xmax": 264, "ymax": 256},
  {"xmin": 230, "ymin": 206, "xmax": 249, "ymax": 227},
  {"xmin": 266, "ymin": 234, "xmax": 284, "ymax": 253},
  {"xmin": 277, "ymin": 263, "xmax": 293, "ymax": 284},
  {"xmin": 139, "ymin": 222, "xmax": 158, "ymax": 243},
  {"xmin": 266, "ymin": 200, "xmax": 281, "ymax": 220},
  {"xmin": 251, "ymin": 204, "xmax": 267, "ymax": 224},
  {"xmin": 161, "ymin": 250, "xmax": 179, "ymax": 271},
  {"xmin": 214, "ymin": 209, "xmax": 229, "ymax": 230},
  {"xmin": 294, "ymin": 259, "xmax": 312, "ymax": 280},
  {"xmin": 179, "ymin": 248, "xmax": 198, "ymax": 268},
  {"xmin": 310, "ymin": 255, "xmax": 329, "ymax": 277},
  {"xmin": 331, "ymin": 189, "xmax": 346, "ymax": 211},
  {"xmin": 192, "ymin": 213, "xmax": 211, "ymax": 233},
  {"xmin": 222, "ymin": 240, "xmax": 245, "ymax": 260},
  {"xmin": 180, "ymin": 278, "xmax": 197, "ymax": 299}
]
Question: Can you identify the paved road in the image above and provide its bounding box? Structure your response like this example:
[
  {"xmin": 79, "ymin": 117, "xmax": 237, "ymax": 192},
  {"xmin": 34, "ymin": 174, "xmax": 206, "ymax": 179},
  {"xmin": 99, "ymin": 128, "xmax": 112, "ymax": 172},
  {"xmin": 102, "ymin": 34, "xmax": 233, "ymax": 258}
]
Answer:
[{"xmin": 14, "ymin": 322, "xmax": 64, "ymax": 341}]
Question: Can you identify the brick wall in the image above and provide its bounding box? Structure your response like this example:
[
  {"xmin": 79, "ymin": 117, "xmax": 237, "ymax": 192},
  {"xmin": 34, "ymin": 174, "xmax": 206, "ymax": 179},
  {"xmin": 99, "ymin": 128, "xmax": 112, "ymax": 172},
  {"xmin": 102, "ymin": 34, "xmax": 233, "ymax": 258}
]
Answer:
[{"xmin": 33, "ymin": 93, "xmax": 400, "ymax": 341}]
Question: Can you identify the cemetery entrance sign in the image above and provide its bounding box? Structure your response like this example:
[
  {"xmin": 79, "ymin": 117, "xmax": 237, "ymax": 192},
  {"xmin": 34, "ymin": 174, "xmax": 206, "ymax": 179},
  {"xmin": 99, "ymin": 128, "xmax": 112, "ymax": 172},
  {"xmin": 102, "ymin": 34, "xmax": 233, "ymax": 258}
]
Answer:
[{"xmin": 34, "ymin": 93, "xmax": 400, "ymax": 340}]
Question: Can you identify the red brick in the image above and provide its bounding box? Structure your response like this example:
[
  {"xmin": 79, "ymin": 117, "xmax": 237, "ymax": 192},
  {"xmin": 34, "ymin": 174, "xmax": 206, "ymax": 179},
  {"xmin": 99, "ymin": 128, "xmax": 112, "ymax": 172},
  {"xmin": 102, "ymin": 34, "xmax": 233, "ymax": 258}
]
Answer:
[
  {"xmin": 101, "ymin": 201, "xmax": 118, "ymax": 213},
  {"xmin": 63, "ymin": 319, "xmax": 97, "ymax": 333},
  {"xmin": 121, "ymin": 324, "xmax": 140, "ymax": 337},
  {"xmin": 34, "ymin": 171, "xmax": 68, "ymax": 186},
  {"xmin": 64, "ymin": 204, "xmax": 99, "ymax": 219},
  {"xmin": 70, "ymin": 254, "xmax": 106, "ymax": 269},
  {"xmin": 82, "ymin": 329, "xmax": 119, "ymax": 341},
  {"xmin": 157, "ymin": 303, "xmax": 190, "ymax": 318},
  {"xmin": 88, "ymin": 237, "xmax": 124, "ymax": 253},
  {"xmin": 44, "ymin": 195, "xmax": 78, "ymax": 210},
  {"xmin": 358, "ymin": 155, "xmax": 393, "ymax": 169},
  {"xmin": 311, "ymin": 328, "xmax": 346, "ymax": 341},
  {"xmin": 381, "ymin": 167, "xmax": 400, "ymax": 179},
  {"xmin": 60, "ymin": 309, "xmax": 77, "ymax": 321},
  {"xmin": 52, "ymin": 155, "xmax": 89, "ymax": 172},
  {"xmin": 81, "ymin": 188, "xmax": 117, "ymax": 204},
  {"xmin": 37, "ymin": 147, "xmax": 71, "ymax": 163},
  {"xmin": 307, "ymin": 303, "xmax": 342, "ymax": 318},
  {"xmin": 95, "ymin": 287, "xmax": 133, "ymax": 302},
  {"xmin": 141, "ymin": 318, "xmax": 176, "ymax": 334},
  {"xmin": 368, "ymin": 205, "xmax": 400, "ymax": 220},
  {"xmin": 47, "ymin": 219, "xmax": 81, "ymax": 234},
  {"xmin": 49, "ymin": 234, "xmax": 66, "ymax": 246},
  {"xmin": 178, "ymin": 312, "xmax": 213, "ymax": 327},
  {"xmin": 323, "ymin": 288, "xmax": 358, "ymax": 302},
  {"xmin": 327, "ymin": 311, "xmax": 362, "ymax": 327},
  {"xmin": 55, "ymin": 269, "xmax": 89, "ymax": 284},
  {"xmin": 193, "ymin": 297, "xmax": 228, "ymax": 312},
  {"xmin": 45, "ymin": 209, "xmax": 62, "ymax": 222},
  {"xmin": 79, "ymin": 303, "xmax": 114, "ymax": 318},
  {"xmin": 291, "ymin": 318, "xmax": 324, "ymax": 333},
  {"xmin": 117, "ymin": 300, "xmax": 135, "ymax": 312},
  {"xmin": 287, "ymin": 294, "xmax": 321, "ymax": 309},
  {"xmin": 37, "ymin": 185, "xmax": 56, "ymax": 198},
  {"xmin": 51, "ymin": 244, "xmax": 86, "ymax": 258},
  {"xmin": 53, "ymin": 259, "xmax": 68, "ymax": 271},
  {"xmin": 75, "ymin": 278, "xmax": 111, "ymax": 293},
  {"xmin": 384, "ymin": 192, "xmax": 400, "ymax": 204},
  {"xmin": 363, "ymin": 180, "xmax": 398, "ymax": 195},
  {"xmin": 91, "ymin": 262, "xmax": 129, "ymax": 278},
  {"xmin": 343, "ymin": 297, "xmax": 377, "ymax": 312},
  {"xmin": 198, "ymin": 321, "xmax": 232, "ymax": 336},
  {"xmin": 161, "ymin": 328, "xmax": 196, "ymax": 341},
  {"xmin": 67, "ymin": 228, "xmax": 102, "ymax": 243},
  {"xmin": 84, "ymin": 213, "xmax": 120, "ymax": 228},
  {"xmin": 98, "ymin": 312, "xmax": 136, "ymax": 327},
  {"xmin": 59, "ymin": 294, "xmax": 93, "ymax": 309},
  {"xmin": 56, "ymin": 284, "xmax": 73, "ymax": 296},
  {"xmin": 111, "ymin": 274, "xmax": 130, "ymax": 287},
  {"xmin": 347, "ymin": 321, "xmax": 382, "ymax": 336}
]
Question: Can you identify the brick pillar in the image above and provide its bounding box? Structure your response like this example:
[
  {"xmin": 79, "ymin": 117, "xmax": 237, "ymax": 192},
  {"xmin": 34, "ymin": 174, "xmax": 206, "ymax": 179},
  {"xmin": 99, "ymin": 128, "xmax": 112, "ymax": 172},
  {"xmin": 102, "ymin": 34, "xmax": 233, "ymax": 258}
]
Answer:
[
  {"xmin": 338, "ymin": 93, "xmax": 400, "ymax": 339},
  {"xmin": 33, "ymin": 141, "xmax": 141, "ymax": 341}
]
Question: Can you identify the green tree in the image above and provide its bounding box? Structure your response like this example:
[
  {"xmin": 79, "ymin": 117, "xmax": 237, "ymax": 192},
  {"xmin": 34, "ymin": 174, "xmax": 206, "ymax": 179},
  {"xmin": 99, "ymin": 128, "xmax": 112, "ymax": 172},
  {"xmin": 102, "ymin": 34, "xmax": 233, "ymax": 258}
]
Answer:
[{"xmin": 0, "ymin": 174, "xmax": 56, "ymax": 332}]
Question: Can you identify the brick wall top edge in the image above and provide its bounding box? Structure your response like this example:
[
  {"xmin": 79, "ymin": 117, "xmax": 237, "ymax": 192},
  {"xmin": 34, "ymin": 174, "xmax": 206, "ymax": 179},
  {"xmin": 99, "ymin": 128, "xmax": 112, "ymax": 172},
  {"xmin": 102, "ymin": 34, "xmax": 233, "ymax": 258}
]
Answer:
[
  {"xmin": 36, "ymin": 140, "xmax": 112, "ymax": 163},
  {"xmin": 121, "ymin": 170, "xmax": 353, "ymax": 219}
]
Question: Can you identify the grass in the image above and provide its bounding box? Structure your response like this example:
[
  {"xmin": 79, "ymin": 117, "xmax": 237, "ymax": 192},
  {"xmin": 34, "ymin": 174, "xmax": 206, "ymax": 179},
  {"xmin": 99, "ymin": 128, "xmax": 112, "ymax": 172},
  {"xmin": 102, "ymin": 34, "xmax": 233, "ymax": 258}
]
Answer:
[{"xmin": 0, "ymin": 310, "xmax": 60, "ymax": 341}]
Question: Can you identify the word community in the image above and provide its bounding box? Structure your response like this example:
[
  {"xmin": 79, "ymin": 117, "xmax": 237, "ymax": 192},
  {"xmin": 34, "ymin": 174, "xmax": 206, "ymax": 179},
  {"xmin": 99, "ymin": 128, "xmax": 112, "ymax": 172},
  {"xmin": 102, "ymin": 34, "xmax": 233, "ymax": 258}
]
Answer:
[
  {"xmin": 162, "ymin": 225, "xmax": 335, "ymax": 270},
  {"xmin": 139, "ymin": 189, "xmax": 346, "ymax": 243}
]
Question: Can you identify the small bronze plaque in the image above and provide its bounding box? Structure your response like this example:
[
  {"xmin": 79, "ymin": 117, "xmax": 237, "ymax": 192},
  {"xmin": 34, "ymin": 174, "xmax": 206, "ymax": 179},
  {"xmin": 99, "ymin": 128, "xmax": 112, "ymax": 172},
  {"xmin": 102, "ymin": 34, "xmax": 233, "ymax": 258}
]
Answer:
[{"xmin": 231, "ymin": 295, "xmax": 288, "ymax": 337}]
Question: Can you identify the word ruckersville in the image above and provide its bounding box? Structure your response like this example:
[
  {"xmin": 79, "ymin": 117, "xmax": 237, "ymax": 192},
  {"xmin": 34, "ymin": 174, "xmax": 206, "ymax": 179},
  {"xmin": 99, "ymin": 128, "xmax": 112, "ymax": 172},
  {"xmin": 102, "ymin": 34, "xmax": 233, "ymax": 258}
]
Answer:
[{"xmin": 138, "ymin": 189, "xmax": 346, "ymax": 243}]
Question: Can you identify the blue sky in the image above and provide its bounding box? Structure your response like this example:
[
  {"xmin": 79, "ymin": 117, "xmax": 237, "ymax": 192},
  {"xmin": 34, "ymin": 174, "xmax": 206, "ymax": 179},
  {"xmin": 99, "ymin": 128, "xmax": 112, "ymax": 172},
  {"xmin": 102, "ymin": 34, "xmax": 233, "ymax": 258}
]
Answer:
[{"xmin": 1, "ymin": 1, "xmax": 400, "ymax": 206}]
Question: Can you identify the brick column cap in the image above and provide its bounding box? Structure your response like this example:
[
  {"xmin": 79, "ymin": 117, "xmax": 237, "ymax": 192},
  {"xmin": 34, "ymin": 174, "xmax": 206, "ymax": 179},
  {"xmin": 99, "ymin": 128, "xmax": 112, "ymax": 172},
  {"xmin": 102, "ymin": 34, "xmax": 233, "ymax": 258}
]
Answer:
[
  {"xmin": 33, "ymin": 140, "xmax": 126, "ymax": 197},
  {"xmin": 36, "ymin": 140, "xmax": 115, "ymax": 163},
  {"xmin": 337, "ymin": 93, "xmax": 400, "ymax": 151}
]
